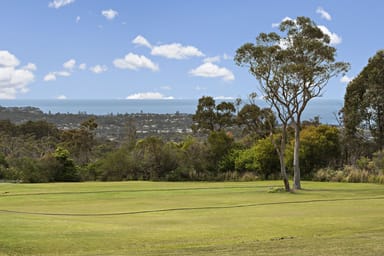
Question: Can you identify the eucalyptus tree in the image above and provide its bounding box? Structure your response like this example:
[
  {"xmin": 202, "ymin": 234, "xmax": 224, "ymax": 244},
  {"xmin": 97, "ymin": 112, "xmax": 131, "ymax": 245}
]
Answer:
[
  {"xmin": 192, "ymin": 96, "xmax": 236, "ymax": 133},
  {"xmin": 235, "ymin": 16, "xmax": 349, "ymax": 189},
  {"xmin": 236, "ymin": 93, "xmax": 276, "ymax": 140},
  {"xmin": 343, "ymin": 50, "xmax": 384, "ymax": 155}
]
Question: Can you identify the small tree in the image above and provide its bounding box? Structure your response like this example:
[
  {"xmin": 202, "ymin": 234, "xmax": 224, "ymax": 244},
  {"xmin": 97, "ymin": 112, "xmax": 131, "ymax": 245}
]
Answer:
[{"xmin": 235, "ymin": 16, "xmax": 349, "ymax": 189}]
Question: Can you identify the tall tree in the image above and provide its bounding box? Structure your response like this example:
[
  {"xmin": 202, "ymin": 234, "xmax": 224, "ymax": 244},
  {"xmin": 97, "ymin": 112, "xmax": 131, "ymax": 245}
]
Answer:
[
  {"xmin": 235, "ymin": 16, "xmax": 349, "ymax": 189},
  {"xmin": 192, "ymin": 96, "xmax": 217, "ymax": 133},
  {"xmin": 60, "ymin": 118, "xmax": 98, "ymax": 165},
  {"xmin": 192, "ymin": 96, "xmax": 235, "ymax": 133},
  {"xmin": 343, "ymin": 50, "xmax": 384, "ymax": 156}
]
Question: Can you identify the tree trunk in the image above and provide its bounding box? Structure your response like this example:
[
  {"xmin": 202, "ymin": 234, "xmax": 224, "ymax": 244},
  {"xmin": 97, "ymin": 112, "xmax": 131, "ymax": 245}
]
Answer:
[
  {"xmin": 293, "ymin": 122, "xmax": 301, "ymax": 190},
  {"xmin": 279, "ymin": 152, "xmax": 291, "ymax": 192},
  {"xmin": 272, "ymin": 127, "xmax": 291, "ymax": 192}
]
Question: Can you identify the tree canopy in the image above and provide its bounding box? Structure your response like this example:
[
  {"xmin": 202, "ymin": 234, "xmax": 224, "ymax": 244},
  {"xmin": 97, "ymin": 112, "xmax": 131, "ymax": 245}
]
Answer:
[{"xmin": 343, "ymin": 50, "xmax": 384, "ymax": 154}]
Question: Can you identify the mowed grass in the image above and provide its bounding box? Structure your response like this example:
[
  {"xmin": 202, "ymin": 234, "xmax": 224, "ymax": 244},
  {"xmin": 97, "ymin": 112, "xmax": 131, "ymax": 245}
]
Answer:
[{"xmin": 0, "ymin": 181, "xmax": 383, "ymax": 256}]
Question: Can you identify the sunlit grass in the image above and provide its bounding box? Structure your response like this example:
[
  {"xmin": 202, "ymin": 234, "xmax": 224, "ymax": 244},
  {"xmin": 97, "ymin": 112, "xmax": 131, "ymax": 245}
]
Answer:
[{"xmin": 0, "ymin": 181, "xmax": 383, "ymax": 255}]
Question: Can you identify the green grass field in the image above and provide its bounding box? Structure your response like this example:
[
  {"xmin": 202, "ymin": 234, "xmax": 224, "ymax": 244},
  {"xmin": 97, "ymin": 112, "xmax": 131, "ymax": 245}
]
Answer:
[{"xmin": 1, "ymin": 181, "xmax": 383, "ymax": 255}]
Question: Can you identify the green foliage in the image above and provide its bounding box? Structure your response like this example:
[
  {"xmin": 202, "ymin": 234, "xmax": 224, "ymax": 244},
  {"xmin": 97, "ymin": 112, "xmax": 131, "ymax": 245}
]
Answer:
[
  {"xmin": 207, "ymin": 131, "xmax": 234, "ymax": 173},
  {"xmin": 192, "ymin": 96, "xmax": 236, "ymax": 133},
  {"xmin": 236, "ymin": 102, "xmax": 275, "ymax": 139},
  {"xmin": 45, "ymin": 147, "xmax": 80, "ymax": 182},
  {"xmin": 235, "ymin": 137, "xmax": 280, "ymax": 179},
  {"xmin": 235, "ymin": 16, "xmax": 349, "ymax": 189},
  {"xmin": 343, "ymin": 50, "xmax": 384, "ymax": 156},
  {"xmin": 286, "ymin": 125, "xmax": 341, "ymax": 177},
  {"xmin": 96, "ymin": 147, "xmax": 137, "ymax": 181},
  {"xmin": 192, "ymin": 96, "xmax": 217, "ymax": 132},
  {"xmin": 60, "ymin": 118, "xmax": 98, "ymax": 165}
]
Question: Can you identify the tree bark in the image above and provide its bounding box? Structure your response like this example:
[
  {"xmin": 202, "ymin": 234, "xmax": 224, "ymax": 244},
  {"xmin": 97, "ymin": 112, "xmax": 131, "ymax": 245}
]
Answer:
[
  {"xmin": 272, "ymin": 127, "xmax": 291, "ymax": 192},
  {"xmin": 293, "ymin": 122, "xmax": 301, "ymax": 190}
]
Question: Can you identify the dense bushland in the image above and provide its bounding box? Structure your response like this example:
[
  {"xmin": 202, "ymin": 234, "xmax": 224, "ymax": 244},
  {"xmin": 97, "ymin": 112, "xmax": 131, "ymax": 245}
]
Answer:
[{"xmin": 0, "ymin": 115, "xmax": 382, "ymax": 184}]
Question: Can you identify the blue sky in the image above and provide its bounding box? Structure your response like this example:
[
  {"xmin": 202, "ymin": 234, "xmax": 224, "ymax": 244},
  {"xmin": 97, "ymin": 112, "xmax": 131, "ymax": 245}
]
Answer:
[{"xmin": 0, "ymin": 0, "xmax": 383, "ymax": 100}]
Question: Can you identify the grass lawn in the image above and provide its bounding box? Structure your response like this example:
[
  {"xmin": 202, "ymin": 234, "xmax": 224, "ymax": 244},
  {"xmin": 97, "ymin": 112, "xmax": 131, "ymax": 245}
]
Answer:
[{"xmin": 0, "ymin": 181, "xmax": 383, "ymax": 255}]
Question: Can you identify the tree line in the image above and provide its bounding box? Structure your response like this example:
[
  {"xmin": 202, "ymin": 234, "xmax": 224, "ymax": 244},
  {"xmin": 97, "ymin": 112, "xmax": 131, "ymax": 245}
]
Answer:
[{"xmin": 0, "ymin": 16, "xmax": 383, "ymax": 187}]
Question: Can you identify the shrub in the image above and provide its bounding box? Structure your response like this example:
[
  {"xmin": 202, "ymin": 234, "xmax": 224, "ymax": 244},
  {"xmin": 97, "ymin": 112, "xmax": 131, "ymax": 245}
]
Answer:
[
  {"xmin": 235, "ymin": 137, "xmax": 279, "ymax": 179},
  {"xmin": 286, "ymin": 125, "xmax": 341, "ymax": 178}
]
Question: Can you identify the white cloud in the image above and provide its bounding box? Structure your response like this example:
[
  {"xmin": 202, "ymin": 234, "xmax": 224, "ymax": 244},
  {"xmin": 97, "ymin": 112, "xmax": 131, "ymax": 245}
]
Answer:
[
  {"xmin": 132, "ymin": 35, "xmax": 152, "ymax": 48},
  {"xmin": 340, "ymin": 75, "xmax": 353, "ymax": 83},
  {"xmin": 56, "ymin": 71, "xmax": 71, "ymax": 77},
  {"xmin": 43, "ymin": 73, "xmax": 57, "ymax": 81},
  {"xmin": 126, "ymin": 92, "xmax": 174, "ymax": 100},
  {"xmin": 89, "ymin": 65, "xmax": 108, "ymax": 74},
  {"xmin": 0, "ymin": 51, "xmax": 35, "ymax": 99},
  {"xmin": 316, "ymin": 7, "xmax": 332, "ymax": 21},
  {"xmin": 203, "ymin": 56, "xmax": 221, "ymax": 63},
  {"xmin": 76, "ymin": 16, "xmax": 80, "ymax": 23},
  {"xmin": 0, "ymin": 51, "xmax": 20, "ymax": 67},
  {"xmin": 151, "ymin": 43, "xmax": 204, "ymax": 59},
  {"xmin": 78, "ymin": 63, "xmax": 87, "ymax": 70},
  {"xmin": 48, "ymin": 0, "xmax": 75, "ymax": 9},
  {"xmin": 57, "ymin": 95, "xmax": 67, "ymax": 100},
  {"xmin": 43, "ymin": 71, "xmax": 71, "ymax": 81},
  {"xmin": 272, "ymin": 16, "xmax": 293, "ymax": 28},
  {"xmin": 189, "ymin": 62, "xmax": 235, "ymax": 81},
  {"xmin": 102, "ymin": 9, "xmax": 118, "ymax": 20},
  {"xmin": 63, "ymin": 59, "xmax": 76, "ymax": 70},
  {"xmin": 113, "ymin": 53, "xmax": 159, "ymax": 71},
  {"xmin": 22, "ymin": 63, "xmax": 37, "ymax": 71},
  {"xmin": 318, "ymin": 25, "xmax": 342, "ymax": 45}
]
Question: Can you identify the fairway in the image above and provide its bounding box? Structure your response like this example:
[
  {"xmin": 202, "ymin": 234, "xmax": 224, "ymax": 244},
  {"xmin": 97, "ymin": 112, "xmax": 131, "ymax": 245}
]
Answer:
[{"xmin": 1, "ymin": 181, "xmax": 383, "ymax": 255}]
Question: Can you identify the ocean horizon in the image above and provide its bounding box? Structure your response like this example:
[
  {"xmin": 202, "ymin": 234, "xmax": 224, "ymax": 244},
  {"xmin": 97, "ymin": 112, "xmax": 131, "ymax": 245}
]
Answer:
[{"xmin": 0, "ymin": 98, "xmax": 344, "ymax": 125}]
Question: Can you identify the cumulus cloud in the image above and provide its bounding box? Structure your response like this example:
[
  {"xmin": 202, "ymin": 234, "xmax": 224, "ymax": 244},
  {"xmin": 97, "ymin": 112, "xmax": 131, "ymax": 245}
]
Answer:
[
  {"xmin": 126, "ymin": 92, "xmax": 174, "ymax": 100},
  {"xmin": 0, "ymin": 51, "xmax": 20, "ymax": 67},
  {"xmin": 89, "ymin": 64, "xmax": 108, "ymax": 74},
  {"xmin": 189, "ymin": 62, "xmax": 235, "ymax": 81},
  {"xmin": 0, "ymin": 51, "xmax": 35, "ymax": 99},
  {"xmin": 318, "ymin": 25, "xmax": 342, "ymax": 45},
  {"xmin": 316, "ymin": 7, "xmax": 332, "ymax": 21},
  {"xmin": 113, "ymin": 53, "xmax": 159, "ymax": 71},
  {"xmin": 76, "ymin": 16, "xmax": 80, "ymax": 23},
  {"xmin": 132, "ymin": 35, "xmax": 152, "ymax": 48},
  {"xmin": 63, "ymin": 59, "xmax": 76, "ymax": 70},
  {"xmin": 43, "ymin": 71, "xmax": 71, "ymax": 81},
  {"xmin": 43, "ymin": 73, "xmax": 57, "ymax": 81},
  {"xmin": 44, "ymin": 59, "xmax": 79, "ymax": 82},
  {"xmin": 48, "ymin": 0, "xmax": 75, "ymax": 9},
  {"xmin": 340, "ymin": 75, "xmax": 353, "ymax": 83},
  {"xmin": 151, "ymin": 43, "xmax": 204, "ymax": 59},
  {"xmin": 102, "ymin": 9, "xmax": 118, "ymax": 20}
]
